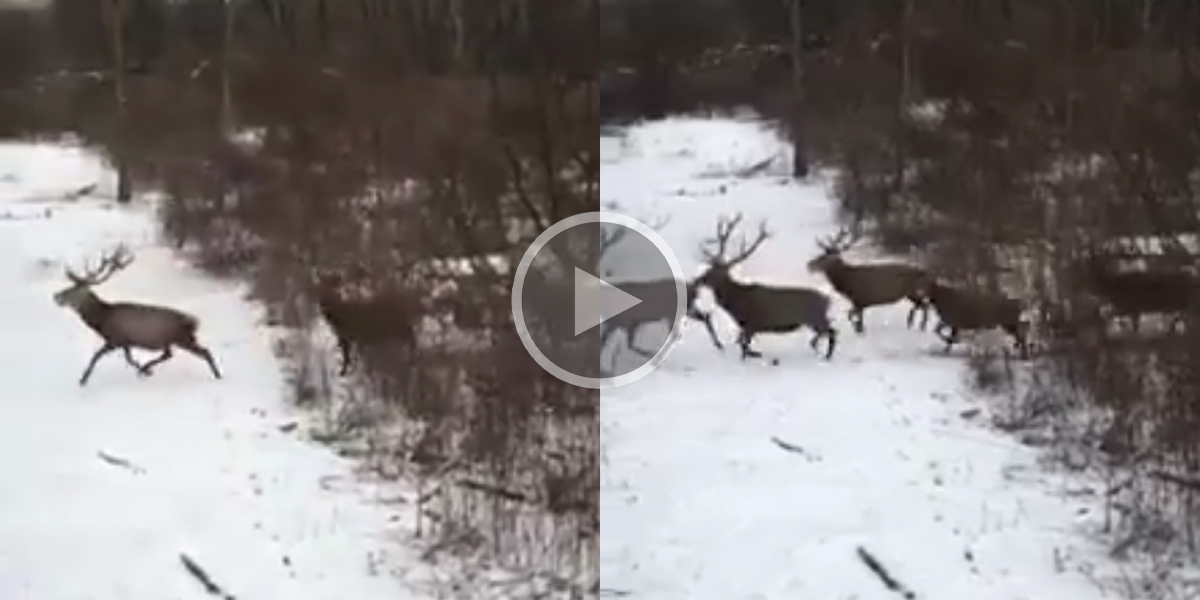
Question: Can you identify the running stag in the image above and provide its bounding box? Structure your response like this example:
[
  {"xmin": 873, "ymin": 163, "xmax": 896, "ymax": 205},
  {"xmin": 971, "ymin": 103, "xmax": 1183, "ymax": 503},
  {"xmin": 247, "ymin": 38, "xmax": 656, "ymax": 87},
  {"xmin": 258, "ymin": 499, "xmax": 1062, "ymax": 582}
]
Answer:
[
  {"xmin": 53, "ymin": 245, "xmax": 223, "ymax": 386},
  {"xmin": 807, "ymin": 227, "xmax": 933, "ymax": 334},
  {"xmin": 696, "ymin": 214, "xmax": 837, "ymax": 361}
]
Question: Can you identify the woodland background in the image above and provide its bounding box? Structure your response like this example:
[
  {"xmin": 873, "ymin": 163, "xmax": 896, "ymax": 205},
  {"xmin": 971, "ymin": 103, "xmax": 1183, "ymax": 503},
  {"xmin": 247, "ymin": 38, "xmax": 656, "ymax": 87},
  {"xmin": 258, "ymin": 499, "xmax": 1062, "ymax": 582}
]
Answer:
[
  {"xmin": 599, "ymin": 0, "xmax": 1200, "ymax": 594},
  {"xmin": 5, "ymin": 0, "xmax": 1200, "ymax": 596},
  {"xmin": 0, "ymin": 0, "xmax": 597, "ymax": 595}
]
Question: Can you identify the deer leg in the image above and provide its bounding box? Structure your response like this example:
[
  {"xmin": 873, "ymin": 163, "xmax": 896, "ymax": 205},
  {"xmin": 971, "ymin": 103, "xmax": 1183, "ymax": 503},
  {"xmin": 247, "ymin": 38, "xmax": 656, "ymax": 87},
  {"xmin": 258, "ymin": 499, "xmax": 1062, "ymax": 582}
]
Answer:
[
  {"xmin": 737, "ymin": 331, "xmax": 762, "ymax": 360},
  {"xmin": 1005, "ymin": 322, "xmax": 1030, "ymax": 359},
  {"xmin": 944, "ymin": 329, "xmax": 960, "ymax": 354},
  {"xmin": 337, "ymin": 338, "xmax": 353, "ymax": 376},
  {"xmin": 177, "ymin": 339, "xmax": 223, "ymax": 379},
  {"xmin": 79, "ymin": 342, "xmax": 119, "ymax": 386},
  {"xmin": 624, "ymin": 323, "xmax": 658, "ymax": 359},
  {"xmin": 847, "ymin": 306, "xmax": 865, "ymax": 334},
  {"xmin": 690, "ymin": 308, "xmax": 724, "ymax": 350},
  {"xmin": 138, "ymin": 347, "xmax": 174, "ymax": 376},
  {"xmin": 907, "ymin": 297, "xmax": 931, "ymax": 330},
  {"xmin": 598, "ymin": 325, "xmax": 617, "ymax": 373},
  {"xmin": 935, "ymin": 325, "xmax": 958, "ymax": 353},
  {"xmin": 812, "ymin": 326, "xmax": 837, "ymax": 360},
  {"xmin": 121, "ymin": 347, "xmax": 145, "ymax": 371},
  {"xmin": 933, "ymin": 321, "xmax": 947, "ymax": 338}
]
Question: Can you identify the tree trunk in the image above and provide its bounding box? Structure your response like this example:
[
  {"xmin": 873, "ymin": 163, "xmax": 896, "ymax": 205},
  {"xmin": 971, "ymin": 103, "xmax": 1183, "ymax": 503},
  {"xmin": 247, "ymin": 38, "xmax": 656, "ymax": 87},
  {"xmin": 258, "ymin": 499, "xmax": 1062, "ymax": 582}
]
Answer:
[
  {"xmin": 100, "ymin": 0, "xmax": 132, "ymax": 204},
  {"xmin": 788, "ymin": 0, "xmax": 809, "ymax": 179},
  {"xmin": 891, "ymin": 0, "xmax": 914, "ymax": 208}
]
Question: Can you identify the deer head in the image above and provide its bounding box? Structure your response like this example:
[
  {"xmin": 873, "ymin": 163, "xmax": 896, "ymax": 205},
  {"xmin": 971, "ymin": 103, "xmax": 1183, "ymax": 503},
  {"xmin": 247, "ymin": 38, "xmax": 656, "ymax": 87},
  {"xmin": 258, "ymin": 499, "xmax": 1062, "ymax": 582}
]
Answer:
[
  {"xmin": 807, "ymin": 225, "xmax": 862, "ymax": 274},
  {"xmin": 696, "ymin": 213, "xmax": 770, "ymax": 288},
  {"xmin": 53, "ymin": 244, "xmax": 134, "ymax": 309}
]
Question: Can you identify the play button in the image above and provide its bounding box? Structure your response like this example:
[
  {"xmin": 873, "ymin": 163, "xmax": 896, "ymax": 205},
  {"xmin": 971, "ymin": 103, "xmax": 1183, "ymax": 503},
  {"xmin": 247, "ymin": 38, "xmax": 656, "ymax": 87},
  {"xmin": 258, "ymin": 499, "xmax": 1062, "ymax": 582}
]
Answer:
[
  {"xmin": 574, "ymin": 267, "xmax": 642, "ymax": 335},
  {"xmin": 511, "ymin": 211, "xmax": 687, "ymax": 389}
]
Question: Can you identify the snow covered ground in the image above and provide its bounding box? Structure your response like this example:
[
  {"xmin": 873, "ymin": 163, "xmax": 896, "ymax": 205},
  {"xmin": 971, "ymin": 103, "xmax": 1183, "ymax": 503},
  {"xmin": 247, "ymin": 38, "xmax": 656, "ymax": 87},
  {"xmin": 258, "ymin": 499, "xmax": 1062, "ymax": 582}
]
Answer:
[
  {"xmin": 600, "ymin": 115, "xmax": 1119, "ymax": 599},
  {"xmin": 0, "ymin": 143, "xmax": 435, "ymax": 599}
]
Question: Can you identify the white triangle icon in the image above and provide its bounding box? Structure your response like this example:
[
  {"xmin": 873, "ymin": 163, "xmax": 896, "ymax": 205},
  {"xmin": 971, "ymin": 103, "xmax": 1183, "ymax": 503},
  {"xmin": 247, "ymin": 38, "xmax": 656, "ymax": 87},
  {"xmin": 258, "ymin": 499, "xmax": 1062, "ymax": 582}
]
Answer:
[{"xmin": 574, "ymin": 268, "xmax": 642, "ymax": 336}]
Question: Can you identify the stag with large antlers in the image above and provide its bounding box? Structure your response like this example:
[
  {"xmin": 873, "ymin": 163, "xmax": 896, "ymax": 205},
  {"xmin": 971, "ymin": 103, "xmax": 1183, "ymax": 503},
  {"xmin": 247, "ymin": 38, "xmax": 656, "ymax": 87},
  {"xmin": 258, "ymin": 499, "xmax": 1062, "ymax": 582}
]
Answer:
[
  {"xmin": 806, "ymin": 226, "xmax": 933, "ymax": 334},
  {"xmin": 695, "ymin": 214, "xmax": 837, "ymax": 361},
  {"xmin": 53, "ymin": 245, "xmax": 223, "ymax": 386}
]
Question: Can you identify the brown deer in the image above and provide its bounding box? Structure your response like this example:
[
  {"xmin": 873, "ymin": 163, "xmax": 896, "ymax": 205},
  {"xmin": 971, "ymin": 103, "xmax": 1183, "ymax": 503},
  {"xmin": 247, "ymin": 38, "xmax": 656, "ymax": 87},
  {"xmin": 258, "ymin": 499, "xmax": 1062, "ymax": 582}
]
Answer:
[
  {"xmin": 598, "ymin": 277, "xmax": 723, "ymax": 366},
  {"xmin": 696, "ymin": 214, "xmax": 837, "ymax": 361},
  {"xmin": 806, "ymin": 226, "xmax": 933, "ymax": 334},
  {"xmin": 314, "ymin": 273, "xmax": 422, "ymax": 376},
  {"xmin": 1070, "ymin": 253, "xmax": 1198, "ymax": 333},
  {"xmin": 926, "ymin": 280, "xmax": 1028, "ymax": 357},
  {"xmin": 52, "ymin": 244, "xmax": 223, "ymax": 386}
]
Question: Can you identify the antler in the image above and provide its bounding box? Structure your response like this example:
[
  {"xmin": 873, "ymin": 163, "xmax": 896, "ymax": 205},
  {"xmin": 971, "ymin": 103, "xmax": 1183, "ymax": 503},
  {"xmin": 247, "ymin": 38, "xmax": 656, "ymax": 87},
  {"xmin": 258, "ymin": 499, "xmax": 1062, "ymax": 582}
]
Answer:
[
  {"xmin": 65, "ymin": 244, "xmax": 134, "ymax": 286},
  {"xmin": 599, "ymin": 212, "xmax": 672, "ymax": 256},
  {"xmin": 599, "ymin": 223, "xmax": 628, "ymax": 256},
  {"xmin": 816, "ymin": 225, "xmax": 862, "ymax": 253},
  {"xmin": 700, "ymin": 213, "xmax": 770, "ymax": 267}
]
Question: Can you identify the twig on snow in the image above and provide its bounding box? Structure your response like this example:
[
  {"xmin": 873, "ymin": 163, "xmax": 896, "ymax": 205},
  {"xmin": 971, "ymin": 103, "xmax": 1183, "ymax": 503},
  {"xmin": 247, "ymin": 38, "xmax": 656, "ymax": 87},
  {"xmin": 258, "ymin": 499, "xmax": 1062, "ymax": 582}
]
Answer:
[
  {"xmin": 180, "ymin": 553, "xmax": 237, "ymax": 599},
  {"xmin": 856, "ymin": 546, "xmax": 917, "ymax": 599},
  {"xmin": 96, "ymin": 450, "xmax": 146, "ymax": 474},
  {"xmin": 770, "ymin": 436, "xmax": 819, "ymax": 460},
  {"xmin": 736, "ymin": 154, "xmax": 778, "ymax": 178},
  {"xmin": 770, "ymin": 436, "xmax": 805, "ymax": 453},
  {"xmin": 60, "ymin": 183, "xmax": 98, "ymax": 202}
]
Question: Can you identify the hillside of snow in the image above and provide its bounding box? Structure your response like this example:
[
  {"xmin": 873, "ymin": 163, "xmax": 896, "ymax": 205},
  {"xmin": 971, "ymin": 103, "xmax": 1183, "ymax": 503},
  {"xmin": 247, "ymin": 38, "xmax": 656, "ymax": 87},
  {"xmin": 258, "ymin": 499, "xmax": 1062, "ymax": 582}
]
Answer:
[
  {"xmin": 0, "ymin": 143, "xmax": 437, "ymax": 599},
  {"xmin": 600, "ymin": 115, "xmax": 1121, "ymax": 599}
]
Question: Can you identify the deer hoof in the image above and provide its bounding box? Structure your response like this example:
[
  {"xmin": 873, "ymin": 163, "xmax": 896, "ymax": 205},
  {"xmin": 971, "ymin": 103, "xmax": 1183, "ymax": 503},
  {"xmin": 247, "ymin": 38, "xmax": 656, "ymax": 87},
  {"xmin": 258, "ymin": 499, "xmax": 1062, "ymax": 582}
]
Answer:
[
  {"xmin": 770, "ymin": 358, "xmax": 781, "ymax": 366},
  {"xmin": 137, "ymin": 367, "xmax": 154, "ymax": 378}
]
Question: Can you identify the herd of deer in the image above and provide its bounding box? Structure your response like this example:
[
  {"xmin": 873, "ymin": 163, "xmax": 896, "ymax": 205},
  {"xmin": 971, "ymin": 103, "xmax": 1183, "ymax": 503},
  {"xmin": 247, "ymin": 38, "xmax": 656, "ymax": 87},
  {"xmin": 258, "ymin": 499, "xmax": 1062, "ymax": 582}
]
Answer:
[
  {"xmin": 50, "ymin": 213, "xmax": 1200, "ymax": 387},
  {"xmin": 623, "ymin": 212, "xmax": 1031, "ymax": 364},
  {"xmin": 607, "ymin": 213, "xmax": 1200, "ymax": 366}
]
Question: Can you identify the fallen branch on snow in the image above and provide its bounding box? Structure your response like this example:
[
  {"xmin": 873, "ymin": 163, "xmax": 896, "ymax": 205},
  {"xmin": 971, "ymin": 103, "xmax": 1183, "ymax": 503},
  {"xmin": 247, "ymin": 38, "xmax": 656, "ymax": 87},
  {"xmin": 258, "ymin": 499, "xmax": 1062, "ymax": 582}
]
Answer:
[
  {"xmin": 770, "ymin": 436, "xmax": 805, "ymax": 453},
  {"xmin": 770, "ymin": 436, "xmax": 819, "ymax": 460},
  {"xmin": 736, "ymin": 154, "xmax": 778, "ymax": 178},
  {"xmin": 59, "ymin": 183, "xmax": 98, "ymax": 202},
  {"xmin": 180, "ymin": 553, "xmax": 237, "ymax": 599},
  {"xmin": 856, "ymin": 546, "xmax": 916, "ymax": 599},
  {"xmin": 96, "ymin": 450, "xmax": 146, "ymax": 474}
]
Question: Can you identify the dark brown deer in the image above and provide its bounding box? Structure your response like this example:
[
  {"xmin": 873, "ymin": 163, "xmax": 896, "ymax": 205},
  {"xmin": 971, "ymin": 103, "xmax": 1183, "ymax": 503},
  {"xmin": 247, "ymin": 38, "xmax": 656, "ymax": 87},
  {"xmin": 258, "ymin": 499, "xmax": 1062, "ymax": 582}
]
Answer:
[
  {"xmin": 1070, "ymin": 253, "xmax": 1198, "ymax": 333},
  {"xmin": 696, "ymin": 214, "xmax": 837, "ymax": 361},
  {"xmin": 52, "ymin": 244, "xmax": 223, "ymax": 386},
  {"xmin": 806, "ymin": 226, "xmax": 933, "ymax": 334},
  {"xmin": 926, "ymin": 280, "xmax": 1028, "ymax": 357},
  {"xmin": 315, "ymin": 274, "xmax": 422, "ymax": 376},
  {"xmin": 599, "ymin": 278, "xmax": 723, "ymax": 366},
  {"xmin": 593, "ymin": 211, "xmax": 721, "ymax": 361}
]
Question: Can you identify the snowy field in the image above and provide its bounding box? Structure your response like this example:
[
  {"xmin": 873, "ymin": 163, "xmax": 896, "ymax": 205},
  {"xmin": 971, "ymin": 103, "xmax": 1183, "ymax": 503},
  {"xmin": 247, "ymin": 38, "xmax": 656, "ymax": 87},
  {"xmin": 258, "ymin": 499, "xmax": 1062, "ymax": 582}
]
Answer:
[
  {"xmin": 600, "ymin": 115, "xmax": 1120, "ymax": 599},
  {"xmin": 0, "ymin": 144, "xmax": 436, "ymax": 599}
]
